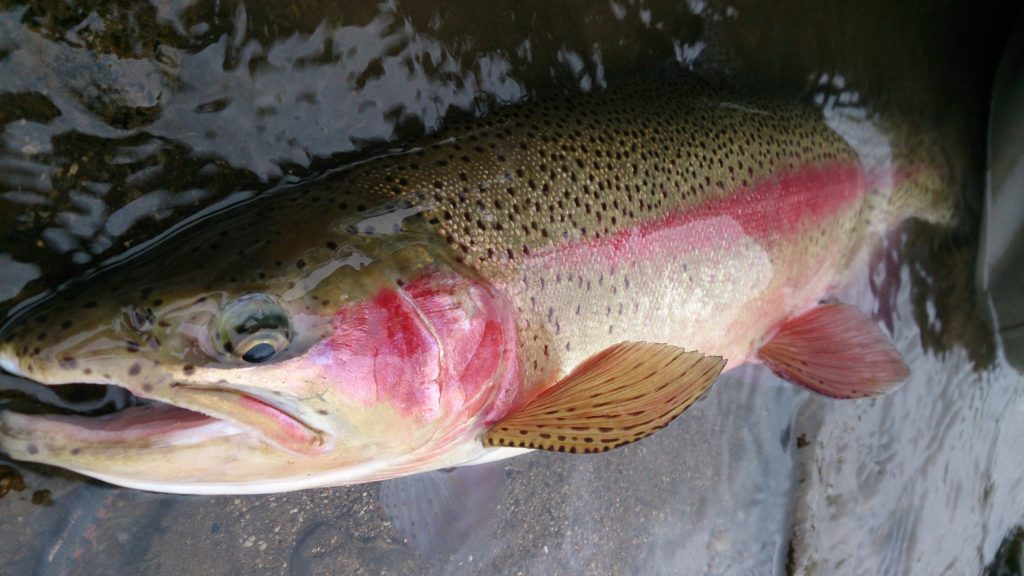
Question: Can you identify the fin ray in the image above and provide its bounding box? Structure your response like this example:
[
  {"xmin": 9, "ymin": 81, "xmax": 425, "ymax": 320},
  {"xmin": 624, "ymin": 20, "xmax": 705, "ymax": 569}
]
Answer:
[
  {"xmin": 484, "ymin": 342, "xmax": 724, "ymax": 453},
  {"xmin": 758, "ymin": 303, "xmax": 909, "ymax": 398}
]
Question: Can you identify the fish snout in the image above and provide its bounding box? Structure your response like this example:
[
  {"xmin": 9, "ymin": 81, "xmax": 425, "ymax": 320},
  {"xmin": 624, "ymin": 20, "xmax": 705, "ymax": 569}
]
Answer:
[{"xmin": 0, "ymin": 343, "xmax": 26, "ymax": 379}]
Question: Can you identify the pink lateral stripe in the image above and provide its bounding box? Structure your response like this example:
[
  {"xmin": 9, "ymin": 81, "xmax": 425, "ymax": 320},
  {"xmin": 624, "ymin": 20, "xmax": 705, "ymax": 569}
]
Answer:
[{"xmin": 528, "ymin": 162, "xmax": 866, "ymax": 267}]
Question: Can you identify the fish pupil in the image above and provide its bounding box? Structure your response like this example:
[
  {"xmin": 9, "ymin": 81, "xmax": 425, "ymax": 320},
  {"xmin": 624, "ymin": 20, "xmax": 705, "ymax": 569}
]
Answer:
[{"xmin": 241, "ymin": 342, "xmax": 277, "ymax": 364}]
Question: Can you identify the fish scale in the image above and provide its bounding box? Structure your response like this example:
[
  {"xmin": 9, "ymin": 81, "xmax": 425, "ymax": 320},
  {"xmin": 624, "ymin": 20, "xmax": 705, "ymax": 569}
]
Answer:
[
  {"xmin": 362, "ymin": 76, "xmax": 857, "ymax": 267},
  {"xmin": 355, "ymin": 76, "xmax": 871, "ymax": 396}
]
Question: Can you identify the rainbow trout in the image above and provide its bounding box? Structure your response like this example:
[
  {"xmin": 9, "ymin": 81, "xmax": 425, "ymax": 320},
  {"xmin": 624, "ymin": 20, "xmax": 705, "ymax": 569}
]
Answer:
[{"xmin": 0, "ymin": 76, "xmax": 951, "ymax": 493}]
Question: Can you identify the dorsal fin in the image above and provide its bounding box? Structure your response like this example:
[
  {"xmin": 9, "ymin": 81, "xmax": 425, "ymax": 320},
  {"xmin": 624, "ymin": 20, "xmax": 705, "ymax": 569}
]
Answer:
[
  {"xmin": 484, "ymin": 342, "xmax": 724, "ymax": 453},
  {"xmin": 758, "ymin": 303, "xmax": 909, "ymax": 398}
]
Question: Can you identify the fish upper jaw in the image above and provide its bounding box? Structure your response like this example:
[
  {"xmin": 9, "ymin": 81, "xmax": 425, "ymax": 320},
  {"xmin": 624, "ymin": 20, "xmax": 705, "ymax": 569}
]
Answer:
[
  {"xmin": 161, "ymin": 380, "xmax": 335, "ymax": 455},
  {"xmin": 0, "ymin": 345, "xmax": 336, "ymax": 480},
  {"xmin": 0, "ymin": 373, "xmax": 333, "ymax": 456},
  {"xmin": 0, "ymin": 346, "xmax": 24, "ymax": 378}
]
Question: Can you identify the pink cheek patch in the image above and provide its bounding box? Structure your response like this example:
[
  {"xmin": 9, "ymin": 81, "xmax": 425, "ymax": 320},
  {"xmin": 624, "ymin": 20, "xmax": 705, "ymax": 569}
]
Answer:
[
  {"xmin": 403, "ymin": 276, "xmax": 485, "ymax": 395},
  {"xmin": 457, "ymin": 320, "xmax": 504, "ymax": 400},
  {"xmin": 312, "ymin": 269, "xmax": 520, "ymax": 425},
  {"xmin": 369, "ymin": 289, "xmax": 442, "ymax": 415},
  {"xmin": 315, "ymin": 287, "xmax": 442, "ymax": 420},
  {"xmin": 402, "ymin": 275, "xmax": 519, "ymax": 417}
]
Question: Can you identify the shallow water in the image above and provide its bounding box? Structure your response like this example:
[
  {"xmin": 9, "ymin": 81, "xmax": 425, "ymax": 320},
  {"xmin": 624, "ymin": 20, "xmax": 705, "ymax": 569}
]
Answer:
[{"xmin": 0, "ymin": 1, "xmax": 1021, "ymax": 574}]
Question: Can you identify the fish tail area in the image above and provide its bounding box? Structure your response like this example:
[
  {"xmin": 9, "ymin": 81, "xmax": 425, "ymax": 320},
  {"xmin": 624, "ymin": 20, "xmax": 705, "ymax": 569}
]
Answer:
[{"xmin": 867, "ymin": 130, "xmax": 958, "ymax": 231}]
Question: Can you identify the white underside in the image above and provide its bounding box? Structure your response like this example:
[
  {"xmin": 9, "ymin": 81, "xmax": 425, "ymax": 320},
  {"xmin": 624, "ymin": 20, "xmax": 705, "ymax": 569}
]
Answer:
[{"xmin": 71, "ymin": 446, "xmax": 534, "ymax": 495}]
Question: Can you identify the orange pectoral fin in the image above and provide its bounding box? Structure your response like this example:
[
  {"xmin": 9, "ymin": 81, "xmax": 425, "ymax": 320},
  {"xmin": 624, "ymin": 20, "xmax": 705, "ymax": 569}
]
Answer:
[
  {"xmin": 483, "ymin": 342, "xmax": 725, "ymax": 454},
  {"xmin": 758, "ymin": 303, "xmax": 910, "ymax": 399}
]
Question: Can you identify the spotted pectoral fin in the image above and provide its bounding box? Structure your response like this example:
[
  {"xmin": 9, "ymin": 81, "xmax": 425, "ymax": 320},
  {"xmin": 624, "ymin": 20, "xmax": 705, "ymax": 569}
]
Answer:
[
  {"xmin": 483, "ymin": 342, "xmax": 725, "ymax": 453},
  {"xmin": 757, "ymin": 303, "xmax": 910, "ymax": 398}
]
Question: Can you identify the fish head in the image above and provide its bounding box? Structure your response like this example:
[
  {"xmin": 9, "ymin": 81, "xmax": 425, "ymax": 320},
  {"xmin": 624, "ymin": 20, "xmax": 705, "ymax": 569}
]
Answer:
[{"xmin": 0, "ymin": 190, "xmax": 521, "ymax": 493}]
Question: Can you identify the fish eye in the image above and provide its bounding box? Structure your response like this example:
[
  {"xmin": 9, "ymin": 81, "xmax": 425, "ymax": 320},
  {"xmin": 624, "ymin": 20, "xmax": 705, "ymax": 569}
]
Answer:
[
  {"xmin": 216, "ymin": 294, "xmax": 291, "ymax": 364},
  {"xmin": 241, "ymin": 341, "xmax": 279, "ymax": 364}
]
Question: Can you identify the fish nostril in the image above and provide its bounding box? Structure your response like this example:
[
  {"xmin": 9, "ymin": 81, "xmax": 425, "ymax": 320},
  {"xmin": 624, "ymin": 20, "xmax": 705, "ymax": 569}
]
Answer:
[{"xmin": 122, "ymin": 306, "xmax": 156, "ymax": 333}]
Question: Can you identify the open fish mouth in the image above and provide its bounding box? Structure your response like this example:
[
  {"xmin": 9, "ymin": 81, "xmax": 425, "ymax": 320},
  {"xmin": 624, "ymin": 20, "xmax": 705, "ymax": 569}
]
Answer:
[{"xmin": 0, "ymin": 356, "xmax": 330, "ymax": 462}]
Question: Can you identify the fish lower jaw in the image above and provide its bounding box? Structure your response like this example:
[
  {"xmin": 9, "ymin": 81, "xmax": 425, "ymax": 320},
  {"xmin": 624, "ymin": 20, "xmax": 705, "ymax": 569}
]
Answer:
[
  {"xmin": 0, "ymin": 413, "xmax": 501, "ymax": 494},
  {"xmin": 0, "ymin": 371, "xmax": 331, "ymax": 472},
  {"xmin": 55, "ymin": 445, "xmax": 491, "ymax": 495},
  {"xmin": 0, "ymin": 403, "xmax": 328, "ymax": 494},
  {"xmin": 0, "ymin": 407, "xmax": 246, "ymax": 456}
]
